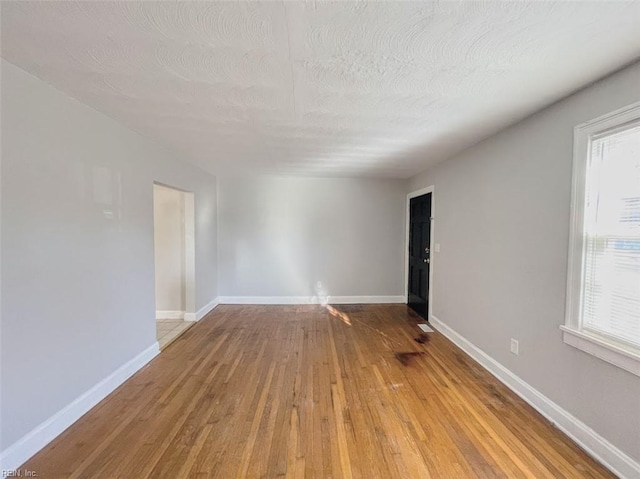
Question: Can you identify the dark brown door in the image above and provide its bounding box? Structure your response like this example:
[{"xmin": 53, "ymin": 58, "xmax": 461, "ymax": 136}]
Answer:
[{"xmin": 408, "ymin": 193, "xmax": 431, "ymax": 319}]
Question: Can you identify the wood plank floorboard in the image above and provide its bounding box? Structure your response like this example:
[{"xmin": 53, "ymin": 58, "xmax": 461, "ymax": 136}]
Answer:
[{"xmin": 21, "ymin": 304, "xmax": 615, "ymax": 478}]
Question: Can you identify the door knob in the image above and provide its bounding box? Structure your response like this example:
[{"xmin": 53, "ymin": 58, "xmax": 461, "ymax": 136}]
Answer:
[{"xmin": 423, "ymin": 258, "xmax": 430, "ymax": 263}]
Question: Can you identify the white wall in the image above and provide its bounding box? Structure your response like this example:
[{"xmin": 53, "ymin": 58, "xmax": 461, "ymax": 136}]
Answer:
[
  {"xmin": 217, "ymin": 176, "xmax": 406, "ymax": 301},
  {"xmin": 0, "ymin": 60, "xmax": 218, "ymax": 456},
  {"xmin": 153, "ymin": 184, "xmax": 185, "ymax": 314},
  {"xmin": 408, "ymin": 61, "xmax": 640, "ymax": 465},
  {"xmin": 3, "ymin": 46, "xmax": 637, "ymax": 474}
]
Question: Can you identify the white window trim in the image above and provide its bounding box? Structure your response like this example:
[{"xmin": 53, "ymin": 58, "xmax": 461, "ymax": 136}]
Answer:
[{"xmin": 563, "ymin": 101, "xmax": 640, "ymax": 377}]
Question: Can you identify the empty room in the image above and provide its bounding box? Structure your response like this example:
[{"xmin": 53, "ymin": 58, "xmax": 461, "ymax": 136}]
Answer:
[{"xmin": 1, "ymin": 1, "xmax": 639, "ymax": 478}]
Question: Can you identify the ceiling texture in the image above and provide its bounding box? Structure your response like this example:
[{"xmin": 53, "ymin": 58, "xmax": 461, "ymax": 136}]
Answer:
[{"xmin": 2, "ymin": 1, "xmax": 640, "ymax": 178}]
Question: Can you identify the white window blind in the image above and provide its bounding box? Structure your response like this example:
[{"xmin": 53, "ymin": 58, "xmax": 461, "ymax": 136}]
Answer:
[{"xmin": 582, "ymin": 123, "xmax": 640, "ymax": 347}]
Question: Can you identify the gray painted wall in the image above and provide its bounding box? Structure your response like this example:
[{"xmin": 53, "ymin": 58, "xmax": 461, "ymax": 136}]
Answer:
[
  {"xmin": 217, "ymin": 176, "xmax": 406, "ymax": 299},
  {"xmin": 408, "ymin": 61, "xmax": 640, "ymax": 462},
  {"xmin": 0, "ymin": 60, "xmax": 218, "ymax": 451},
  {"xmin": 2, "ymin": 50, "xmax": 639, "ymax": 471}
]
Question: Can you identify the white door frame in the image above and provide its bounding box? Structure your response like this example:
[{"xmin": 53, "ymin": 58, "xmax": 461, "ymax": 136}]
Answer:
[
  {"xmin": 182, "ymin": 191, "xmax": 196, "ymax": 321},
  {"xmin": 153, "ymin": 182, "xmax": 196, "ymax": 321},
  {"xmin": 404, "ymin": 185, "xmax": 435, "ymax": 321}
]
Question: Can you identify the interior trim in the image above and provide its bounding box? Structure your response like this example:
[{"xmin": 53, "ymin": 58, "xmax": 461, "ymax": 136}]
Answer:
[
  {"xmin": 191, "ymin": 297, "xmax": 220, "ymax": 321},
  {"xmin": 430, "ymin": 315, "xmax": 640, "ymax": 479},
  {"xmin": 0, "ymin": 342, "xmax": 160, "ymax": 472},
  {"xmin": 217, "ymin": 296, "xmax": 405, "ymax": 305},
  {"xmin": 560, "ymin": 326, "xmax": 640, "ymax": 377}
]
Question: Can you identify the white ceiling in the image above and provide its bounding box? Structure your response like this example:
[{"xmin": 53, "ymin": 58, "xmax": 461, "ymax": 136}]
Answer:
[{"xmin": 2, "ymin": 1, "xmax": 640, "ymax": 178}]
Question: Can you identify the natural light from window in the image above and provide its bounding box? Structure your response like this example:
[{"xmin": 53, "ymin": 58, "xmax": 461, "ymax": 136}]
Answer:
[
  {"xmin": 583, "ymin": 124, "xmax": 640, "ymax": 347},
  {"xmin": 563, "ymin": 103, "xmax": 640, "ymax": 376}
]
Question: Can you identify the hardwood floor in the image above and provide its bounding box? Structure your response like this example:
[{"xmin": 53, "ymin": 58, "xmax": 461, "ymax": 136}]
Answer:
[{"xmin": 23, "ymin": 304, "xmax": 614, "ymax": 478}]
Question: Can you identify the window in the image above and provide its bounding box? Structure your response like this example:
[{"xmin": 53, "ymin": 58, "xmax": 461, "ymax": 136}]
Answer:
[{"xmin": 562, "ymin": 102, "xmax": 640, "ymax": 376}]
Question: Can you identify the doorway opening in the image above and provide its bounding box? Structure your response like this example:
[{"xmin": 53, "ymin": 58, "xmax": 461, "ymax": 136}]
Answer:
[
  {"xmin": 153, "ymin": 183, "xmax": 196, "ymax": 349},
  {"xmin": 405, "ymin": 186, "xmax": 434, "ymax": 321}
]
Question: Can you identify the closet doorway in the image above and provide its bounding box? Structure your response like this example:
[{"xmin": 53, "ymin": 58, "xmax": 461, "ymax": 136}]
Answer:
[{"xmin": 153, "ymin": 183, "xmax": 196, "ymax": 349}]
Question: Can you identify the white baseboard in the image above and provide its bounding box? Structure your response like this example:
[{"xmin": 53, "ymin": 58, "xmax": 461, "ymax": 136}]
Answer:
[
  {"xmin": 218, "ymin": 295, "xmax": 405, "ymax": 305},
  {"xmin": 429, "ymin": 315, "xmax": 640, "ymax": 479},
  {"xmin": 156, "ymin": 310, "xmax": 184, "ymax": 320},
  {"xmin": 0, "ymin": 342, "xmax": 160, "ymax": 471},
  {"xmin": 192, "ymin": 296, "xmax": 219, "ymax": 321}
]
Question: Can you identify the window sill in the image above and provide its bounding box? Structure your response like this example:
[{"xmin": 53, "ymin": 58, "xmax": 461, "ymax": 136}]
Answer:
[{"xmin": 560, "ymin": 326, "xmax": 640, "ymax": 377}]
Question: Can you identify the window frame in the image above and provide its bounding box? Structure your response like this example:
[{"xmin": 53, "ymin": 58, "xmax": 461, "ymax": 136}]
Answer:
[{"xmin": 562, "ymin": 101, "xmax": 640, "ymax": 377}]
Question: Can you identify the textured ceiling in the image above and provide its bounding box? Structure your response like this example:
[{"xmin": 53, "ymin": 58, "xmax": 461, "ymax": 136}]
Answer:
[{"xmin": 2, "ymin": 1, "xmax": 640, "ymax": 178}]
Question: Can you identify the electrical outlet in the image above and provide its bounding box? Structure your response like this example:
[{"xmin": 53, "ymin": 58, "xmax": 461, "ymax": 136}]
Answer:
[
  {"xmin": 435, "ymin": 243, "xmax": 441, "ymax": 253},
  {"xmin": 510, "ymin": 339, "xmax": 519, "ymax": 355}
]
